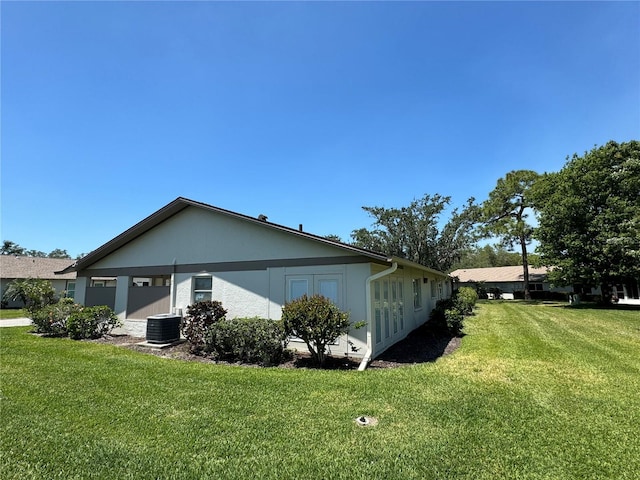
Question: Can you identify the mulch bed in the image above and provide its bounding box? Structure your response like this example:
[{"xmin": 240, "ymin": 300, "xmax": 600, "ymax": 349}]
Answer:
[{"xmin": 90, "ymin": 323, "xmax": 461, "ymax": 370}]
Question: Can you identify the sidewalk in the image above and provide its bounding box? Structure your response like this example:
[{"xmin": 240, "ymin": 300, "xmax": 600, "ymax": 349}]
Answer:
[{"xmin": 0, "ymin": 318, "xmax": 32, "ymax": 327}]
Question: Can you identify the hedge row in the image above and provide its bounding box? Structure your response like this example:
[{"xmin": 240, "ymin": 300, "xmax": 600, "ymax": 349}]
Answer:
[
  {"xmin": 181, "ymin": 301, "xmax": 288, "ymax": 366},
  {"xmin": 31, "ymin": 298, "xmax": 121, "ymax": 339},
  {"xmin": 429, "ymin": 287, "xmax": 478, "ymax": 335}
]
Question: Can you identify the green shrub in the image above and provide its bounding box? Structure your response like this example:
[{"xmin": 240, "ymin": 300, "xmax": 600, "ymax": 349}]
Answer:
[
  {"xmin": 472, "ymin": 282, "xmax": 489, "ymax": 299},
  {"xmin": 30, "ymin": 298, "xmax": 80, "ymax": 335},
  {"xmin": 205, "ymin": 317, "xmax": 288, "ymax": 366},
  {"xmin": 4, "ymin": 278, "xmax": 57, "ymax": 314},
  {"xmin": 31, "ymin": 300, "xmax": 120, "ymax": 339},
  {"xmin": 181, "ymin": 300, "xmax": 227, "ymax": 353},
  {"xmin": 67, "ymin": 306, "xmax": 121, "ymax": 340},
  {"xmin": 429, "ymin": 287, "xmax": 478, "ymax": 336},
  {"xmin": 281, "ymin": 295, "xmax": 351, "ymax": 367},
  {"xmin": 488, "ymin": 287, "xmax": 502, "ymax": 299},
  {"xmin": 456, "ymin": 287, "xmax": 478, "ymax": 315},
  {"xmin": 429, "ymin": 298, "xmax": 455, "ymax": 334},
  {"xmin": 514, "ymin": 290, "xmax": 569, "ymax": 301},
  {"xmin": 444, "ymin": 305, "xmax": 465, "ymax": 335}
]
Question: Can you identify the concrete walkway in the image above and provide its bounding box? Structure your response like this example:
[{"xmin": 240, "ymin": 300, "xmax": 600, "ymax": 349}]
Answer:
[{"xmin": 0, "ymin": 318, "xmax": 32, "ymax": 327}]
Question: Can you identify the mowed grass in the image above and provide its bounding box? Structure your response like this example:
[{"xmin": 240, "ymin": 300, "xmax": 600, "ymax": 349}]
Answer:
[
  {"xmin": 0, "ymin": 308, "xmax": 27, "ymax": 320},
  {"xmin": 1, "ymin": 302, "xmax": 638, "ymax": 479}
]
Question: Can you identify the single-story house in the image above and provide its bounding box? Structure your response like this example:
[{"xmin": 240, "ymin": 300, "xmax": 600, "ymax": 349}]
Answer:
[
  {"xmin": 610, "ymin": 282, "xmax": 640, "ymax": 305},
  {"xmin": 0, "ymin": 256, "xmax": 76, "ymax": 308},
  {"xmin": 59, "ymin": 197, "xmax": 452, "ymax": 365},
  {"xmin": 450, "ymin": 266, "xmax": 572, "ymax": 300},
  {"xmin": 583, "ymin": 280, "xmax": 640, "ymax": 305},
  {"xmin": 450, "ymin": 265, "xmax": 640, "ymax": 305}
]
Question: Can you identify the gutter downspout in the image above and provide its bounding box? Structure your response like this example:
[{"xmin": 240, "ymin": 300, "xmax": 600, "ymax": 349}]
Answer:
[
  {"xmin": 170, "ymin": 258, "xmax": 177, "ymax": 314},
  {"xmin": 358, "ymin": 261, "xmax": 398, "ymax": 371}
]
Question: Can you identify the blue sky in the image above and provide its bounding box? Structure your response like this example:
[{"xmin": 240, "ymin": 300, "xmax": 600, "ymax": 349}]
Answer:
[{"xmin": 2, "ymin": 1, "xmax": 638, "ymax": 258}]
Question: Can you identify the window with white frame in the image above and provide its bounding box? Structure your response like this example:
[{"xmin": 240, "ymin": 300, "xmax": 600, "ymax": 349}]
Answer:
[
  {"xmin": 91, "ymin": 278, "xmax": 116, "ymax": 287},
  {"xmin": 413, "ymin": 278, "xmax": 422, "ymax": 309},
  {"xmin": 65, "ymin": 281, "xmax": 76, "ymax": 299},
  {"xmin": 383, "ymin": 280, "xmax": 390, "ymax": 338},
  {"xmin": 286, "ymin": 275, "xmax": 342, "ymax": 344},
  {"xmin": 286, "ymin": 275, "xmax": 341, "ymax": 307},
  {"xmin": 373, "ymin": 277, "xmax": 405, "ymax": 344},
  {"xmin": 398, "ymin": 281, "xmax": 404, "ymax": 330},
  {"xmin": 193, "ymin": 276, "xmax": 213, "ymax": 302},
  {"xmin": 374, "ymin": 281, "xmax": 382, "ymax": 344},
  {"xmin": 318, "ymin": 279, "xmax": 339, "ymax": 302},
  {"xmin": 392, "ymin": 281, "xmax": 398, "ymax": 334},
  {"xmin": 288, "ymin": 278, "xmax": 309, "ymax": 301}
]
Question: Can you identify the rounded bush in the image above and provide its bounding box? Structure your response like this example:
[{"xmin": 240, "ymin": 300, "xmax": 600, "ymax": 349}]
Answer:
[
  {"xmin": 205, "ymin": 317, "xmax": 288, "ymax": 366},
  {"xmin": 181, "ymin": 300, "xmax": 227, "ymax": 353},
  {"xmin": 281, "ymin": 294, "xmax": 350, "ymax": 367},
  {"xmin": 456, "ymin": 287, "xmax": 478, "ymax": 315},
  {"xmin": 67, "ymin": 306, "xmax": 121, "ymax": 340},
  {"xmin": 30, "ymin": 298, "xmax": 81, "ymax": 335}
]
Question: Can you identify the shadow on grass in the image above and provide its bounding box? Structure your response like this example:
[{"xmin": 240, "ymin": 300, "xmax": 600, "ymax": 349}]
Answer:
[
  {"xmin": 562, "ymin": 302, "xmax": 640, "ymax": 311},
  {"xmin": 480, "ymin": 299, "xmax": 640, "ymax": 311}
]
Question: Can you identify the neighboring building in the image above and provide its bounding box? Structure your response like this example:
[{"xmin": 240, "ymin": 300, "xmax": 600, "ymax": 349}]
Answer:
[
  {"xmin": 586, "ymin": 281, "xmax": 640, "ymax": 305},
  {"xmin": 0, "ymin": 256, "xmax": 76, "ymax": 308},
  {"xmin": 450, "ymin": 265, "xmax": 640, "ymax": 305},
  {"xmin": 59, "ymin": 197, "xmax": 452, "ymax": 363},
  {"xmin": 610, "ymin": 282, "xmax": 640, "ymax": 305},
  {"xmin": 450, "ymin": 266, "xmax": 572, "ymax": 300}
]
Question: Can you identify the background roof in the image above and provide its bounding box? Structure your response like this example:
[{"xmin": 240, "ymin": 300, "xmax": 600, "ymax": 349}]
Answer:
[
  {"xmin": 0, "ymin": 256, "xmax": 76, "ymax": 280},
  {"xmin": 450, "ymin": 266, "xmax": 549, "ymax": 283}
]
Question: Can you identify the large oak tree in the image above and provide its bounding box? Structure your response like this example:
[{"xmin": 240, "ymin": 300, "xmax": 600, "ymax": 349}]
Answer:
[
  {"xmin": 351, "ymin": 194, "xmax": 479, "ymax": 273},
  {"xmin": 534, "ymin": 140, "xmax": 640, "ymax": 301}
]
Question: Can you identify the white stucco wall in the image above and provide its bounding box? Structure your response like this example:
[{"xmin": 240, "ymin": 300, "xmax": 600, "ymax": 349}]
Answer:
[
  {"xmin": 78, "ymin": 203, "xmax": 454, "ymax": 359},
  {"xmin": 89, "ymin": 206, "xmax": 354, "ymax": 270},
  {"xmin": 174, "ymin": 270, "xmax": 270, "ymax": 320},
  {"xmin": 170, "ymin": 262, "xmax": 373, "ymax": 357}
]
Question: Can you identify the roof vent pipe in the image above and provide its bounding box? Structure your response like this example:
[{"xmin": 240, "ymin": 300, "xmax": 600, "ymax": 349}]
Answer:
[{"xmin": 299, "ymin": 224, "xmax": 303, "ymax": 232}]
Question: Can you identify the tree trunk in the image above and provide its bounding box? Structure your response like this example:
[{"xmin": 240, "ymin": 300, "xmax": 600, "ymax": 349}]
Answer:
[
  {"xmin": 308, "ymin": 340, "xmax": 326, "ymax": 367},
  {"xmin": 520, "ymin": 235, "xmax": 531, "ymax": 301},
  {"xmin": 316, "ymin": 345, "xmax": 326, "ymax": 367}
]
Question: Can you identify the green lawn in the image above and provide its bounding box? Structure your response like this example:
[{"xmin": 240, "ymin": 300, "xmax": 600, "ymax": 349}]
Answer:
[
  {"xmin": 0, "ymin": 308, "xmax": 26, "ymax": 320},
  {"xmin": 1, "ymin": 302, "xmax": 639, "ymax": 479}
]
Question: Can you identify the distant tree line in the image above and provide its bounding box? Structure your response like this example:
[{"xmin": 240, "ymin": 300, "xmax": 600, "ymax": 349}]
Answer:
[
  {"xmin": 5, "ymin": 139, "xmax": 638, "ymax": 305},
  {"xmin": 0, "ymin": 240, "xmax": 78, "ymax": 259},
  {"xmin": 450, "ymin": 245, "xmax": 540, "ymax": 271},
  {"xmin": 348, "ymin": 140, "xmax": 639, "ymax": 303}
]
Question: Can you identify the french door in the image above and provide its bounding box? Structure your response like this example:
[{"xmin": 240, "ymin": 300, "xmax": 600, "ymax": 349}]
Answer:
[{"xmin": 372, "ymin": 277, "xmax": 404, "ymax": 348}]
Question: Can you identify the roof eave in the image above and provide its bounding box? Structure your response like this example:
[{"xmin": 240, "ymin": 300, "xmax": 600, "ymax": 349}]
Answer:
[
  {"xmin": 68, "ymin": 197, "xmax": 393, "ymax": 272},
  {"xmin": 390, "ymin": 256, "xmax": 448, "ymax": 277},
  {"xmin": 67, "ymin": 198, "xmax": 191, "ymax": 272}
]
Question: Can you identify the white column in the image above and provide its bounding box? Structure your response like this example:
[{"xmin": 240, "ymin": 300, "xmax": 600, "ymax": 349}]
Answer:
[
  {"xmin": 114, "ymin": 276, "xmax": 130, "ymax": 321},
  {"xmin": 74, "ymin": 277, "xmax": 88, "ymax": 305}
]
